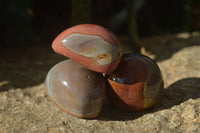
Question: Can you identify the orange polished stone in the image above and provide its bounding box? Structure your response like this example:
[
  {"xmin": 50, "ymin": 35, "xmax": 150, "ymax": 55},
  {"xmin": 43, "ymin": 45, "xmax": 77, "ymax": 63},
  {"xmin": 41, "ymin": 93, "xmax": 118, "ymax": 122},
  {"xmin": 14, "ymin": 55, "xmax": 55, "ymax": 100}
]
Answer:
[
  {"xmin": 106, "ymin": 54, "xmax": 164, "ymax": 111},
  {"xmin": 52, "ymin": 24, "xmax": 122, "ymax": 74}
]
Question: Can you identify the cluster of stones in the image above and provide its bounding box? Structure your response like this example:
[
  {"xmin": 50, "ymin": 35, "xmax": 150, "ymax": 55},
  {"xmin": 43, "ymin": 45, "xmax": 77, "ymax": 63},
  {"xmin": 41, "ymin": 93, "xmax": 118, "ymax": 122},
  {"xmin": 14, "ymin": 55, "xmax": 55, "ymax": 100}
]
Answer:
[{"xmin": 46, "ymin": 24, "xmax": 164, "ymax": 118}]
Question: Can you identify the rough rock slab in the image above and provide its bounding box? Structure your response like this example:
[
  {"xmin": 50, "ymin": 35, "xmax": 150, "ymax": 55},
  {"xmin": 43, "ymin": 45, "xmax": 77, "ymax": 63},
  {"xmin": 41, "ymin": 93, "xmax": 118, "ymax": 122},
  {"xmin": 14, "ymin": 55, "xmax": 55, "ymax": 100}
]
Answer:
[{"xmin": 0, "ymin": 33, "xmax": 200, "ymax": 133}]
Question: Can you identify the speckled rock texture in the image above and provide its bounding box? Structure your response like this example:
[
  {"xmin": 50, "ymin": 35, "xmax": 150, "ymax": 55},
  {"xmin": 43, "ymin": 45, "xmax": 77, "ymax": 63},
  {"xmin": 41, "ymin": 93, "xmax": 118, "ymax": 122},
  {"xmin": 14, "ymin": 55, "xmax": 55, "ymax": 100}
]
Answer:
[{"xmin": 0, "ymin": 32, "xmax": 200, "ymax": 133}]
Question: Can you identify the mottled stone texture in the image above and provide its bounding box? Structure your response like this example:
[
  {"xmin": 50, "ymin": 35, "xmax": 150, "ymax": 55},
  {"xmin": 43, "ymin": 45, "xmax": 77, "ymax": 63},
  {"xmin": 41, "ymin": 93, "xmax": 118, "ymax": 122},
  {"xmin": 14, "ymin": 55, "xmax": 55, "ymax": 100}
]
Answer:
[{"xmin": 0, "ymin": 33, "xmax": 200, "ymax": 132}]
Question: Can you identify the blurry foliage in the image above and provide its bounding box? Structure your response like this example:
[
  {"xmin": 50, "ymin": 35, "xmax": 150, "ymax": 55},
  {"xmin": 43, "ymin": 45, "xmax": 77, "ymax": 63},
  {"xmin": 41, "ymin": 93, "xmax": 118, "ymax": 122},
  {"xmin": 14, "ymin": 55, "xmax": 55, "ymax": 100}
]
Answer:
[
  {"xmin": 71, "ymin": 0, "xmax": 92, "ymax": 25},
  {"xmin": 144, "ymin": 0, "xmax": 200, "ymax": 34},
  {"xmin": 0, "ymin": 0, "xmax": 200, "ymax": 46},
  {"xmin": 127, "ymin": 0, "xmax": 140, "ymax": 53},
  {"xmin": 0, "ymin": 0, "xmax": 33, "ymax": 46}
]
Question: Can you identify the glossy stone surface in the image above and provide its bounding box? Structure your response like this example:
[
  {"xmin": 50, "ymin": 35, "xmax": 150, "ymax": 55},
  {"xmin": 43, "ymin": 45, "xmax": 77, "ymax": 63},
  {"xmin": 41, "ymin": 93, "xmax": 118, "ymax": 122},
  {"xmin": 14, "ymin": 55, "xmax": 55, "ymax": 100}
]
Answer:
[
  {"xmin": 46, "ymin": 60, "xmax": 105, "ymax": 118},
  {"xmin": 52, "ymin": 24, "xmax": 122, "ymax": 74},
  {"xmin": 106, "ymin": 54, "xmax": 164, "ymax": 111}
]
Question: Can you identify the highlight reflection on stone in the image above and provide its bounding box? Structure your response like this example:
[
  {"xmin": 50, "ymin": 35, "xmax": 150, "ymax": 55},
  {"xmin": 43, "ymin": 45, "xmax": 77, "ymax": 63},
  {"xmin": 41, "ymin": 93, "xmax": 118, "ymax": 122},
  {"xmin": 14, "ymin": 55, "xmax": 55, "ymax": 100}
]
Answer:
[
  {"xmin": 46, "ymin": 60, "xmax": 105, "ymax": 118},
  {"xmin": 106, "ymin": 54, "xmax": 164, "ymax": 111}
]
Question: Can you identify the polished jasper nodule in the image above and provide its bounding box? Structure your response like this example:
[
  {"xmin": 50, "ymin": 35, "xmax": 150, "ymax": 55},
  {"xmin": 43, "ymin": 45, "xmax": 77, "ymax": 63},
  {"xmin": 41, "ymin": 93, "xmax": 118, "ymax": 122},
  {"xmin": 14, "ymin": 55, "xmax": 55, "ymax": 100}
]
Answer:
[
  {"xmin": 52, "ymin": 24, "xmax": 122, "ymax": 74},
  {"xmin": 46, "ymin": 59, "xmax": 105, "ymax": 118},
  {"xmin": 106, "ymin": 54, "xmax": 164, "ymax": 111}
]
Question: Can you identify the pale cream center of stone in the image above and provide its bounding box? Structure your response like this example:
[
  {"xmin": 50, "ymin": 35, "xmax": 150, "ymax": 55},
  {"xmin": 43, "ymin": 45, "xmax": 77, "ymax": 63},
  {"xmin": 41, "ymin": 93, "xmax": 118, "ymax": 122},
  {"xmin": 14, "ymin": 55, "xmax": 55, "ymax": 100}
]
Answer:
[{"xmin": 62, "ymin": 33, "xmax": 121, "ymax": 65}]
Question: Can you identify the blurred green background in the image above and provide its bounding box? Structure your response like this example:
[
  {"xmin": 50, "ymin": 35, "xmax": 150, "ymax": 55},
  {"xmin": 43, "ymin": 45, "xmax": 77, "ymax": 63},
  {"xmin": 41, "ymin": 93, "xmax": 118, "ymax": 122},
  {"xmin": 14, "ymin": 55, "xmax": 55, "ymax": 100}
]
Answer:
[{"xmin": 0, "ymin": 0, "xmax": 200, "ymax": 50}]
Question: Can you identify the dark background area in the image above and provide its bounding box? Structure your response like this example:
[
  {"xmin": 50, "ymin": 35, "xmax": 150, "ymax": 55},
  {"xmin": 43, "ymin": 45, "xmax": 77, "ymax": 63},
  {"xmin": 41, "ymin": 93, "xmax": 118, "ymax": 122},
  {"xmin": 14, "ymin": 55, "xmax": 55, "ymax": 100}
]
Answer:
[{"xmin": 0, "ymin": 0, "xmax": 200, "ymax": 48}]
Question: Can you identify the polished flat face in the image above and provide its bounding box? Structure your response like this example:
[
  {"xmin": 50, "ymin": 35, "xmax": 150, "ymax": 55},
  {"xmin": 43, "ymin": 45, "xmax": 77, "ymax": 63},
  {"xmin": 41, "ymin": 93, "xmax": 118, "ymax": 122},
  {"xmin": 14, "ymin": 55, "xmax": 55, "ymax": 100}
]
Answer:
[
  {"xmin": 62, "ymin": 33, "xmax": 121, "ymax": 65},
  {"xmin": 108, "ymin": 56, "xmax": 148, "ymax": 85}
]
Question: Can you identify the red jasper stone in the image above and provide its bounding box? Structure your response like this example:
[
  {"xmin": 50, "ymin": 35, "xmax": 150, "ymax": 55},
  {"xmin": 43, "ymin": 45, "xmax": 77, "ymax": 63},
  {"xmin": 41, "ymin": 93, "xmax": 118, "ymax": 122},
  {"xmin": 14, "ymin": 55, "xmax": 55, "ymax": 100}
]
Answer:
[
  {"xmin": 52, "ymin": 24, "xmax": 122, "ymax": 74},
  {"xmin": 106, "ymin": 54, "xmax": 164, "ymax": 111}
]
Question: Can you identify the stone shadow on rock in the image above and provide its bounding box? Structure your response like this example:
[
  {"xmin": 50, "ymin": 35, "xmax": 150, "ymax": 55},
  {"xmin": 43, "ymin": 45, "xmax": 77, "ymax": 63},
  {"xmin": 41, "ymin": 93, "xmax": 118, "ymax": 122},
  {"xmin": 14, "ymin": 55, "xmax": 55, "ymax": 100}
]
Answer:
[
  {"xmin": 141, "ymin": 33, "xmax": 200, "ymax": 61},
  {"xmin": 98, "ymin": 77, "xmax": 200, "ymax": 121},
  {"xmin": 0, "ymin": 46, "xmax": 65, "ymax": 92}
]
